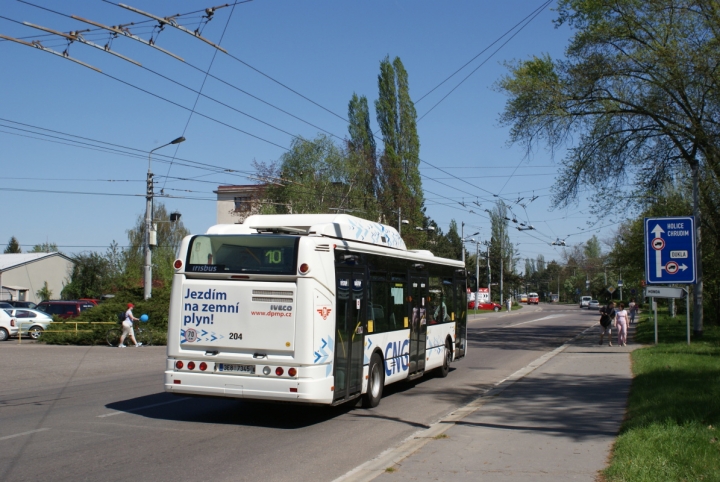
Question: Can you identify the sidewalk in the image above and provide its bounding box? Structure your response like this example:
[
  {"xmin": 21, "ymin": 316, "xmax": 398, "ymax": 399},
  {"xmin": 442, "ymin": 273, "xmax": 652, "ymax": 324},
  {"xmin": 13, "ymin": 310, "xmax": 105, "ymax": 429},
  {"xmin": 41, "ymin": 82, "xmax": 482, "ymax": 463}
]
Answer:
[{"xmin": 365, "ymin": 323, "xmax": 638, "ymax": 481}]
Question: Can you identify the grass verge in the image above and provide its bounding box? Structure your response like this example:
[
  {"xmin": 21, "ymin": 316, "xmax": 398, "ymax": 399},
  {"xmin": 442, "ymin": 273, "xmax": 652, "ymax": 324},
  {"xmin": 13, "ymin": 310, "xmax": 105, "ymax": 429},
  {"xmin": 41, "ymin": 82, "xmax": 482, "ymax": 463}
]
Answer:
[{"xmin": 603, "ymin": 313, "xmax": 720, "ymax": 481}]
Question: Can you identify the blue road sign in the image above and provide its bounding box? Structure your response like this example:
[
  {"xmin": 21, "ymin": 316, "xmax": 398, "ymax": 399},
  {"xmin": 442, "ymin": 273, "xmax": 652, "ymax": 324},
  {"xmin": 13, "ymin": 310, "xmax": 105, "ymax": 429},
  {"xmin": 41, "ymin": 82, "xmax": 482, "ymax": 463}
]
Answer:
[{"xmin": 644, "ymin": 216, "xmax": 696, "ymax": 284}]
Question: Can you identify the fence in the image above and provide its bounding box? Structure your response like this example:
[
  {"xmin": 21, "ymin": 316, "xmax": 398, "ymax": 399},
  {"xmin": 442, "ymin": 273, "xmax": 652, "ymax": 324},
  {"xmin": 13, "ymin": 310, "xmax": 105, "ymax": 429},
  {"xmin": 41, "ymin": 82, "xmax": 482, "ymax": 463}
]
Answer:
[{"xmin": 16, "ymin": 320, "xmax": 116, "ymax": 344}]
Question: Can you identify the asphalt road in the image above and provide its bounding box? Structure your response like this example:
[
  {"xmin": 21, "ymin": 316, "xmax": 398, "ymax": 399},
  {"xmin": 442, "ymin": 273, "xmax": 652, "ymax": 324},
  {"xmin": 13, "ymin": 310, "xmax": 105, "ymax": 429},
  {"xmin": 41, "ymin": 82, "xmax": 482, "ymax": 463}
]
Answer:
[{"xmin": 0, "ymin": 304, "xmax": 597, "ymax": 482}]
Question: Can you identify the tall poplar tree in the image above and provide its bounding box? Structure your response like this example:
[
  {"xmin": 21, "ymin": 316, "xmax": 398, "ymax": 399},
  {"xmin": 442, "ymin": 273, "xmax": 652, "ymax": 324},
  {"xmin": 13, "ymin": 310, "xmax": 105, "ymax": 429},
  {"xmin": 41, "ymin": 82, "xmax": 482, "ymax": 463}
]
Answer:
[
  {"xmin": 375, "ymin": 56, "xmax": 423, "ymax": 244},
  {"xmin": 348, "ymin": 93, "xmax": 379, "ymax": 220}
]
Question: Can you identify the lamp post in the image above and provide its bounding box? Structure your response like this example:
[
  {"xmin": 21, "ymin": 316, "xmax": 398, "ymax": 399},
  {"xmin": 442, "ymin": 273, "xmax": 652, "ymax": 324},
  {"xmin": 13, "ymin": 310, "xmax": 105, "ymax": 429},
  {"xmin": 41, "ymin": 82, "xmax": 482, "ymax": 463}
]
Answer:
[
  {"xmin": 144, "ymin": 136, "xmax": 186, "ymax": 300},
  {"xmin": 461, "ymin": 231, "xmax": 479, "ymax": 263}
]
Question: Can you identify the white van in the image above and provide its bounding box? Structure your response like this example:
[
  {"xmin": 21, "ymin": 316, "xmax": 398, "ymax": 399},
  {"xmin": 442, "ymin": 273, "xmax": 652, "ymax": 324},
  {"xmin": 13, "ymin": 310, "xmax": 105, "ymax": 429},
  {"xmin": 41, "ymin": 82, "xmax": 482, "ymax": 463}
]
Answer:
[{"xmin": 580, "ymin": 296, "xmax": 592, "ymax": 308}]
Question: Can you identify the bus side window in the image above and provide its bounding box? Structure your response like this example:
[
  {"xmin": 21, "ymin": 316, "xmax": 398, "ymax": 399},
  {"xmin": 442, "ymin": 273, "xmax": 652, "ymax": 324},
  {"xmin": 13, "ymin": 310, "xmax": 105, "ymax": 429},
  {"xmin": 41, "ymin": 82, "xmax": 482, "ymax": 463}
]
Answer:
[
  {"xmin": 370, "ymin": 284, "xmax": 388, "ymax": 332},
  {"xmin": 442, "ymin": 278, "xmax": 455, "ymax": 323},
  {"xmin": 390, "ymin": 284, "xmax": 405, "ymax": 330}
]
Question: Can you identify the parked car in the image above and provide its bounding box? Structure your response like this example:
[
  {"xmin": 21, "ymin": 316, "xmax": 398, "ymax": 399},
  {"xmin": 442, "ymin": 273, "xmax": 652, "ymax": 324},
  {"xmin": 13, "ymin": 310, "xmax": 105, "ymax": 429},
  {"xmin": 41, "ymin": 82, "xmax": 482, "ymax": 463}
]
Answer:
[
  {"xmin": 0, "ymin": 310, "xmax": 19, "ymax": 341},
  {"xmin": 4, "ymin": 300, "xmax": 38, "ymax": 309},
  {"xmin": 580, "ymin": 296, "xmax": 592, "ymax": 308},
  {"xmin": 588, "ymin": 300, "xmax": 601, "ymax": 310},
  {"xmin": 468, "ymin": 300, "xmax": 502, "ymax": 312},
  {"xmin": 0, "ymin": 302, "xmax": 13, "ymax": 309},
  {"xmin": 528, "ymin": 292, "xmax": 539, "ymax": 304},
  {"xmin": 35, "ymin": 300, "xmax": 95, "ymax": 319},
  {"xmin": 4, "ymin": 308, "xmax": 52, "ymax": 339}
]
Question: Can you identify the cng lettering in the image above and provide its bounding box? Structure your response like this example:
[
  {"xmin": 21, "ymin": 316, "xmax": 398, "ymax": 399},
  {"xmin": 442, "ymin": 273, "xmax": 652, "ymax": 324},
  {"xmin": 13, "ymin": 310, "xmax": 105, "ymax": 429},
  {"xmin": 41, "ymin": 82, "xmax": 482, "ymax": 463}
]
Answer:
[{"xmin": 384, "ymin": 340, "xmax": 409, "ymax": 376}]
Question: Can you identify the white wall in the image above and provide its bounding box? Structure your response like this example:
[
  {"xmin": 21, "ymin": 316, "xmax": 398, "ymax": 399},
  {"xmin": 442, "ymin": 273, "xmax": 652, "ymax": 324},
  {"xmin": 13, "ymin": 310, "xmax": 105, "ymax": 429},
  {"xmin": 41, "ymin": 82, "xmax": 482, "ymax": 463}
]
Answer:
[{"xmin": 2, "ymin": 255, "xmax": 74, "ymax": 303}]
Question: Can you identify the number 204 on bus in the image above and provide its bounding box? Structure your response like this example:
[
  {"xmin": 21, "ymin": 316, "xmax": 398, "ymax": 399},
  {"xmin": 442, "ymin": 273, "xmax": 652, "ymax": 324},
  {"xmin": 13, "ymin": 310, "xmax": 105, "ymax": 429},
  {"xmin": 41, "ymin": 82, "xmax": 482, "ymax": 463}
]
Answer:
[{"xmin": 166, "ymin": 214, "xmax": 467, "ymax": 407}]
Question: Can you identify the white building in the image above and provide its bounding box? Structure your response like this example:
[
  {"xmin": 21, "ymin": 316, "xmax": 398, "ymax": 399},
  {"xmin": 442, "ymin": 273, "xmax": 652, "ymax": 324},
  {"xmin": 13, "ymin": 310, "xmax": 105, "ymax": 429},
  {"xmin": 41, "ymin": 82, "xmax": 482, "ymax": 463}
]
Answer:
[
  {"xmin": 0, "ymin": 253, "xmax": 74, "ymax": 303},
  {"xmin": 214, "ymin": 184, "xmax": 267, "ymax": 224}
]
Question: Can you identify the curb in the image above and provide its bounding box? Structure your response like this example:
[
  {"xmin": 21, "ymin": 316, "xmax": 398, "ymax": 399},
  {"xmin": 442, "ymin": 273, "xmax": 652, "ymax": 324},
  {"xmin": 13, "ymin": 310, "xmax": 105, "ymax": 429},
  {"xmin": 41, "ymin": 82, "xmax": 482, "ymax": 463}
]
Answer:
[{"xmin": 333, "ymin": 322, "xmax": 597, "ymax": 482}]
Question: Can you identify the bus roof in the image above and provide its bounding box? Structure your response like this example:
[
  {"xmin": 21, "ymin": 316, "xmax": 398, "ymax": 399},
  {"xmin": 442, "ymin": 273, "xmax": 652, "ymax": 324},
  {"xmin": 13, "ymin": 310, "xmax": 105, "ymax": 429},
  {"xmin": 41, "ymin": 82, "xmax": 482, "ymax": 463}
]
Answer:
[{"xmin": 206, "ymin": 214, "xmax": 407, "ymax": 250}]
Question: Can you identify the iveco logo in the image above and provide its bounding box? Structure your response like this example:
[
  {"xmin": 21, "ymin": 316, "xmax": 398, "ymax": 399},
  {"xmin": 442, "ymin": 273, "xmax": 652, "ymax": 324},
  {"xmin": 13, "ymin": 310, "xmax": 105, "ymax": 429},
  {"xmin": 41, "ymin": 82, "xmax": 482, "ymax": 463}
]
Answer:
[{"xmin": 270, "ymin": 305, "xmax": 293, "ymax": 311}]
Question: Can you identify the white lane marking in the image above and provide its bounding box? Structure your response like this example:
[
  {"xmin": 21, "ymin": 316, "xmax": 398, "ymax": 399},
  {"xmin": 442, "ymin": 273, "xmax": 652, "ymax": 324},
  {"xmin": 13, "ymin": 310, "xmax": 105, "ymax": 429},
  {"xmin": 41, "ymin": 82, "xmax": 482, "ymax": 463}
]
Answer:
[
  {"xmin": 506, "ymin": 314, "xmax": 565, "ymax": 328},
  {"xmin": 97, "ymin": 397, "xmax": 190, "ymax": 418},
  {"xmin": 0, "ymin": 428, "xmax": 50, "ymax": 441}
]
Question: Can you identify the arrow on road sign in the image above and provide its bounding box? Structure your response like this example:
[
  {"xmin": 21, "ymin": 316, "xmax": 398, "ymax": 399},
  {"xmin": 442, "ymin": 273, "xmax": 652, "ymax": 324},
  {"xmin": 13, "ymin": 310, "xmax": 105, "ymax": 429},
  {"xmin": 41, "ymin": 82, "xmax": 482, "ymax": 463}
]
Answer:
[{"xmin": 651, "ymin": 224, "xmax": 665, "ymax": 278}]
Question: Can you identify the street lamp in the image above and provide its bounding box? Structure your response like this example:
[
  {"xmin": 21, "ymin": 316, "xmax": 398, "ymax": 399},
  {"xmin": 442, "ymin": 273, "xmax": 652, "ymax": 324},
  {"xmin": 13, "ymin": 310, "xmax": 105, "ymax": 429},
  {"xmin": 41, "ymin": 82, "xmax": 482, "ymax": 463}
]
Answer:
[
  {"xmin": 144, "ymin": 135, "xmax": 186, "ymax": 300},
  {"xmin": 461, "ymin": 231, "xmax": 479, "ymax": 263}
]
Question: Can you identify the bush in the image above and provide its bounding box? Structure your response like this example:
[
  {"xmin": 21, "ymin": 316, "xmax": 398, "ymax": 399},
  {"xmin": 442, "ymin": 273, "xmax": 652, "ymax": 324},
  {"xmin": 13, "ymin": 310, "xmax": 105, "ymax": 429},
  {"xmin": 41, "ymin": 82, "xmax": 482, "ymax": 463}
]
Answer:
[{"xmin": 42, "ymin": 287, "xmax": 170, "ymax": 345}]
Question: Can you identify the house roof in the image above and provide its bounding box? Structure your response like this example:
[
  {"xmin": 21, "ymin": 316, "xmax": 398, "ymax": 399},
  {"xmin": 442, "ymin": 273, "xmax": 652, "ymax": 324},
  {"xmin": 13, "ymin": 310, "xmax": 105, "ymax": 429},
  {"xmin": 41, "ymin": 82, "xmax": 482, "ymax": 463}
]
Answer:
[{"xmin": 0, "ymin": 252, "xmax": 74, "ymax": 271}]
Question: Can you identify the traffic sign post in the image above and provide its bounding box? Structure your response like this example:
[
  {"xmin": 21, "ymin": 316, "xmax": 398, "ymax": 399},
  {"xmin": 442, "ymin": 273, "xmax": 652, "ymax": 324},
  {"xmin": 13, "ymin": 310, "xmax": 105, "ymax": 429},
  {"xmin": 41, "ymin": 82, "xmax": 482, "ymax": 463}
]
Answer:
[{"xmin": 645, "ymin": 217, "xmax": 696, "ymax": 284}]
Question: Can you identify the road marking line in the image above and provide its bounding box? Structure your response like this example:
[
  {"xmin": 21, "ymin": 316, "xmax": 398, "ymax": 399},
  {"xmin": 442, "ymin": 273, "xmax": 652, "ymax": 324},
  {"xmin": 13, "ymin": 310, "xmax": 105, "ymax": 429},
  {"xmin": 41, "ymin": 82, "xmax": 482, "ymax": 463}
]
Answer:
[
  {"xmin": 333, "ymin": 322, "xmax": 597, "ymax": 482},
  {"xmin": 97, "ymin": 397, "xmax": 190, "ymax": 418},
  {"xmin": 0, "ymin": 428, "xmax": 50, "ymax": 441},
  {"xmin": 506, "ymin": 314, "xmax": 564, "ymax": 327}
]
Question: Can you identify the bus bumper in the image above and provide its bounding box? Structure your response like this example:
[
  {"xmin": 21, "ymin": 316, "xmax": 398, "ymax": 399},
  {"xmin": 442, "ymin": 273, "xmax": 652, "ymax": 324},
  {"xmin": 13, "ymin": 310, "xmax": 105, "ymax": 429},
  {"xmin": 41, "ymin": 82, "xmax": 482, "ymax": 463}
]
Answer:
[{"xmin": 164, "ymin": 370, "xmax": 335, "ymax": 404}]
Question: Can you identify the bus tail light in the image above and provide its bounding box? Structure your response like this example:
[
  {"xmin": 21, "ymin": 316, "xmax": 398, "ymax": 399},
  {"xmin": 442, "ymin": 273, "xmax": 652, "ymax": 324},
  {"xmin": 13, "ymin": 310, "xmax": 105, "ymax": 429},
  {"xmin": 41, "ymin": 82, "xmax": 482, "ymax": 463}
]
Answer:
[
  {"xmin": 188, "ymin": 361, "xmax": 196, "ymax": 370},
  {"xmin": 175, "ymin": 360, "xmax": 184, "ymax": 369},
  {"xmin": 275, "ymin": 367, "xmax": 284, "ymax": 376},
  {"xmin": 299, "ymin": 263, "xmax": 310, "ymax": 274},
  {"xmin": 174, "ymin": 259, "xmax": 183, "ymax": 270},
  {"xmin": 288, "ymin": 368, "xmax": 297, "ymax": 377},
  {"xmin": 173, "ymin": 380, "xmax": 181, "ymax": 384},
  {"xmin": 289, "ymin": 388, "xmax": 297, "ymax": 393},
  {"xmin": 199, "ymin": 362, "xmax": 207, "ymax": 371}
]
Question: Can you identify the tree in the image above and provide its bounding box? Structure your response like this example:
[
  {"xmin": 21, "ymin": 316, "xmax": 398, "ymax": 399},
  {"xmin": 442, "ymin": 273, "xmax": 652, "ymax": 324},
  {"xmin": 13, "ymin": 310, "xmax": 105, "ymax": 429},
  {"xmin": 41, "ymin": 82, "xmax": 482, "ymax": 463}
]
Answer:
[
  {"xmin": 488, "ymin": 201, "xmax": 516, "ymax": 302},
  {"xmin": 375, "ymin": 56, "xmax": 423, "ymax": 246},
  {"xmin": 125, "ymin": 203, "xmax": 190, "ymax": 288},
  {"xmin": 62, "ymin": 252, "xmax": 111, "ymax": 299},
  {"xmin": 4, "ymin": 236, "xmax": 21, "ymax": 253},
  {"xmin": 258, "ymin": 135, "xmax": 375, "ymax": 217},
  {"xmin": 347, "ymin": 93, "xmax": 380, "ymax": 220},
  {"xmin": 497, "ymin": 0, "xmax": 720, "ymax": 330},
  {"xmin": 31, "ymin": 242, "xmax": 58, "ymax": 253},
  {"xmin": 36, "ymin": 281, "xmax": 52, "ymax": 302}
]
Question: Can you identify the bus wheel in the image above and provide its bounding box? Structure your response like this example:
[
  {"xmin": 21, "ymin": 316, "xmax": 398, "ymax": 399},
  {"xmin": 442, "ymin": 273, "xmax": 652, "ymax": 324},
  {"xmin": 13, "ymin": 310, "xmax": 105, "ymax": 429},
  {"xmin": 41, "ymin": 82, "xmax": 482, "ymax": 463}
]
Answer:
[
  {"xmin": 362, "ymin": 353, "xmax": 384, "ymax": 408},
  {"xmin": 436, "ymin": 341, "xmax": 452, "ymax": 378}
]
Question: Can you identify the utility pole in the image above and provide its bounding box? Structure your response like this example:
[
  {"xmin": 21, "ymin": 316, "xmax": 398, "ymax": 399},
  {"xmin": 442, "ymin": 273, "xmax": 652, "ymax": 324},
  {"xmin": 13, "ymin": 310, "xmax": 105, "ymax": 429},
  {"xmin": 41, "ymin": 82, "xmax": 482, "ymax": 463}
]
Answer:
[
  {"xmin": 145, "ymin": 136, "xmax": 185, "ymax": 300},
  {"xmin": 398, "ymin": 207, "xmax": 401, "ymax": 234},
  {"xmin": 475, "ymin": 241, "xmax": 480, "ymax": 307},
  {"xmin": 487, "ymin": 247, "xmax": 491, "ymax": 302},
  {"xmin": 461, "ymin": 222, "xmax": 464, "ymax": 263},
  {"xmin": 499, "ymin": 238, "xmax": 504, "ymax": 306}
]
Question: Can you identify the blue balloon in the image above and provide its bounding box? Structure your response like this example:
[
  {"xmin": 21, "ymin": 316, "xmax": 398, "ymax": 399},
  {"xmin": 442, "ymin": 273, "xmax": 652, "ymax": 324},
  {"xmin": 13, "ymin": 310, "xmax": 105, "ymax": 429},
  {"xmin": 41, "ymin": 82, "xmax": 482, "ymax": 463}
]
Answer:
[{"xmin": 140, "ymin": 314, "xmax": 149, "ymax": 322}]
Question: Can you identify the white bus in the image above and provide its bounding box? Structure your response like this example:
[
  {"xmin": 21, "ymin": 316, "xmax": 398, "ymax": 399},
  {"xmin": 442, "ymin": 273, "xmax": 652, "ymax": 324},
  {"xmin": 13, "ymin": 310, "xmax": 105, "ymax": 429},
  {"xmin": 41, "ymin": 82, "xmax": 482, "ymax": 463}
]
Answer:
[{"xmin": 165, "ymin": 214, "xmax": 467, "ymax": 407}]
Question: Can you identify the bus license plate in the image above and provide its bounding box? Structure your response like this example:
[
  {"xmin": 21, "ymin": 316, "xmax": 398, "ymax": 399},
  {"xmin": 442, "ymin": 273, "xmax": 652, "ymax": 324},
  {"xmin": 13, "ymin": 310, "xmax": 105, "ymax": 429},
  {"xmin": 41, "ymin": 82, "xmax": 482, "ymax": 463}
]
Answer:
[{"xmin": 218, "ymin": 364, "xmax": 255, "ymax": 374}]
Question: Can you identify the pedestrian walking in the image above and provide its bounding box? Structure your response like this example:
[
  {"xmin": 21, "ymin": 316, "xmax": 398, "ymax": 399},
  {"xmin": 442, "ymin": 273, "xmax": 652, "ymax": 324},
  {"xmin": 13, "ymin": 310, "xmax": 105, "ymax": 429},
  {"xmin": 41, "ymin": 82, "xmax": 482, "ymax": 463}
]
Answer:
[
  {"xmin": 616, "ymin": 302, "xmax": 628, "ymax": 346},
  {"xmin": 599, "ymin": 301, "xmax": 616, "ymax": 346},
  {"xmin": 118, "ymin": 302, "xmax": 142, "ymax": 348},
  {"xmin": 506, "ymin": 297, "xmax": 512, "ymax": 312},
  {"xmin": 628, "ymin": 298, "xmax": 637, "ymax": 324}
]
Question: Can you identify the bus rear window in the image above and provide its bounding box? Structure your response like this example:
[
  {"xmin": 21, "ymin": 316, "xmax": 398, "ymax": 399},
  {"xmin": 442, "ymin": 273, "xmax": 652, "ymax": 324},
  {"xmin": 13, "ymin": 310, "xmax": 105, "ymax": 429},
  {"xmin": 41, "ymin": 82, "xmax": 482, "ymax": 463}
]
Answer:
[{"xmin": 186, "ymin": 235, "xmax": 298, "ymax": 275}]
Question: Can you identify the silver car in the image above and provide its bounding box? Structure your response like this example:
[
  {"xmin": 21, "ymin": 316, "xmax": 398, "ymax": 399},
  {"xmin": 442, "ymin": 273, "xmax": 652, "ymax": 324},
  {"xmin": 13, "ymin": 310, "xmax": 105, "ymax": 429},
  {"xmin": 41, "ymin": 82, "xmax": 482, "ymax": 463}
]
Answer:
[
  {"xmin": 588, "ymin": 300, "xmax": 601, "ymax": 310},
  {"xmin": 3, "ymin": 309, "xmax": 52, "ymax": 339}
]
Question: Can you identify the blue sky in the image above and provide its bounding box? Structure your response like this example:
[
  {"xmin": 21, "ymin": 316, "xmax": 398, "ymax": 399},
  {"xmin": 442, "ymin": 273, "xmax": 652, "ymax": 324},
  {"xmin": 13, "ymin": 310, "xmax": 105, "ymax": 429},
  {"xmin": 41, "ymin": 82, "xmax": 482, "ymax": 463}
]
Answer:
[{"xmin": 0, "ymin": 0, "xmax": 607, "ymax": 267}]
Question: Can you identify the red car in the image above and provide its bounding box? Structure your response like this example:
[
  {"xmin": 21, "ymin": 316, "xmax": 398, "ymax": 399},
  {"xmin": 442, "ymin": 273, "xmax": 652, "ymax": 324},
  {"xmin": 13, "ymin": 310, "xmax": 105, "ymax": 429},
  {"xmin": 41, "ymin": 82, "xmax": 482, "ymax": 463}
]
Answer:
[{"xmin": 468, "ymin": 301, "xmax": 502, "ymax": 312}]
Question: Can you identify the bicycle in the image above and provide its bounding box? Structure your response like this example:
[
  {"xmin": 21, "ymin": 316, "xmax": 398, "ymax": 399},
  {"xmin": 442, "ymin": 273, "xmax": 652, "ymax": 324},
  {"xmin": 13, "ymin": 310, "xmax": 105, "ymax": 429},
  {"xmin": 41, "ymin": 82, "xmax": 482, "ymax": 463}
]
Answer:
[{"xmin": 106, "ymin": 321, "xmax": 153, "ymax": 347}]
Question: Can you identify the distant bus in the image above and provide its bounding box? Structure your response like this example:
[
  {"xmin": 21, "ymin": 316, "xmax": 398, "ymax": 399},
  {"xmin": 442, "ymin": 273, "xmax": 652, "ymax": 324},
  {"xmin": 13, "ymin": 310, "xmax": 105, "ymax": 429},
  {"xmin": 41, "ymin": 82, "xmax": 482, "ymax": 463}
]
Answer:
[
  {"xmin": 165, "ymin": 214, "xmax": 467, "ymax": 407},
  {"xmin": 528, "ymin": 292, "xmax": 539, "ymax": 304}
]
